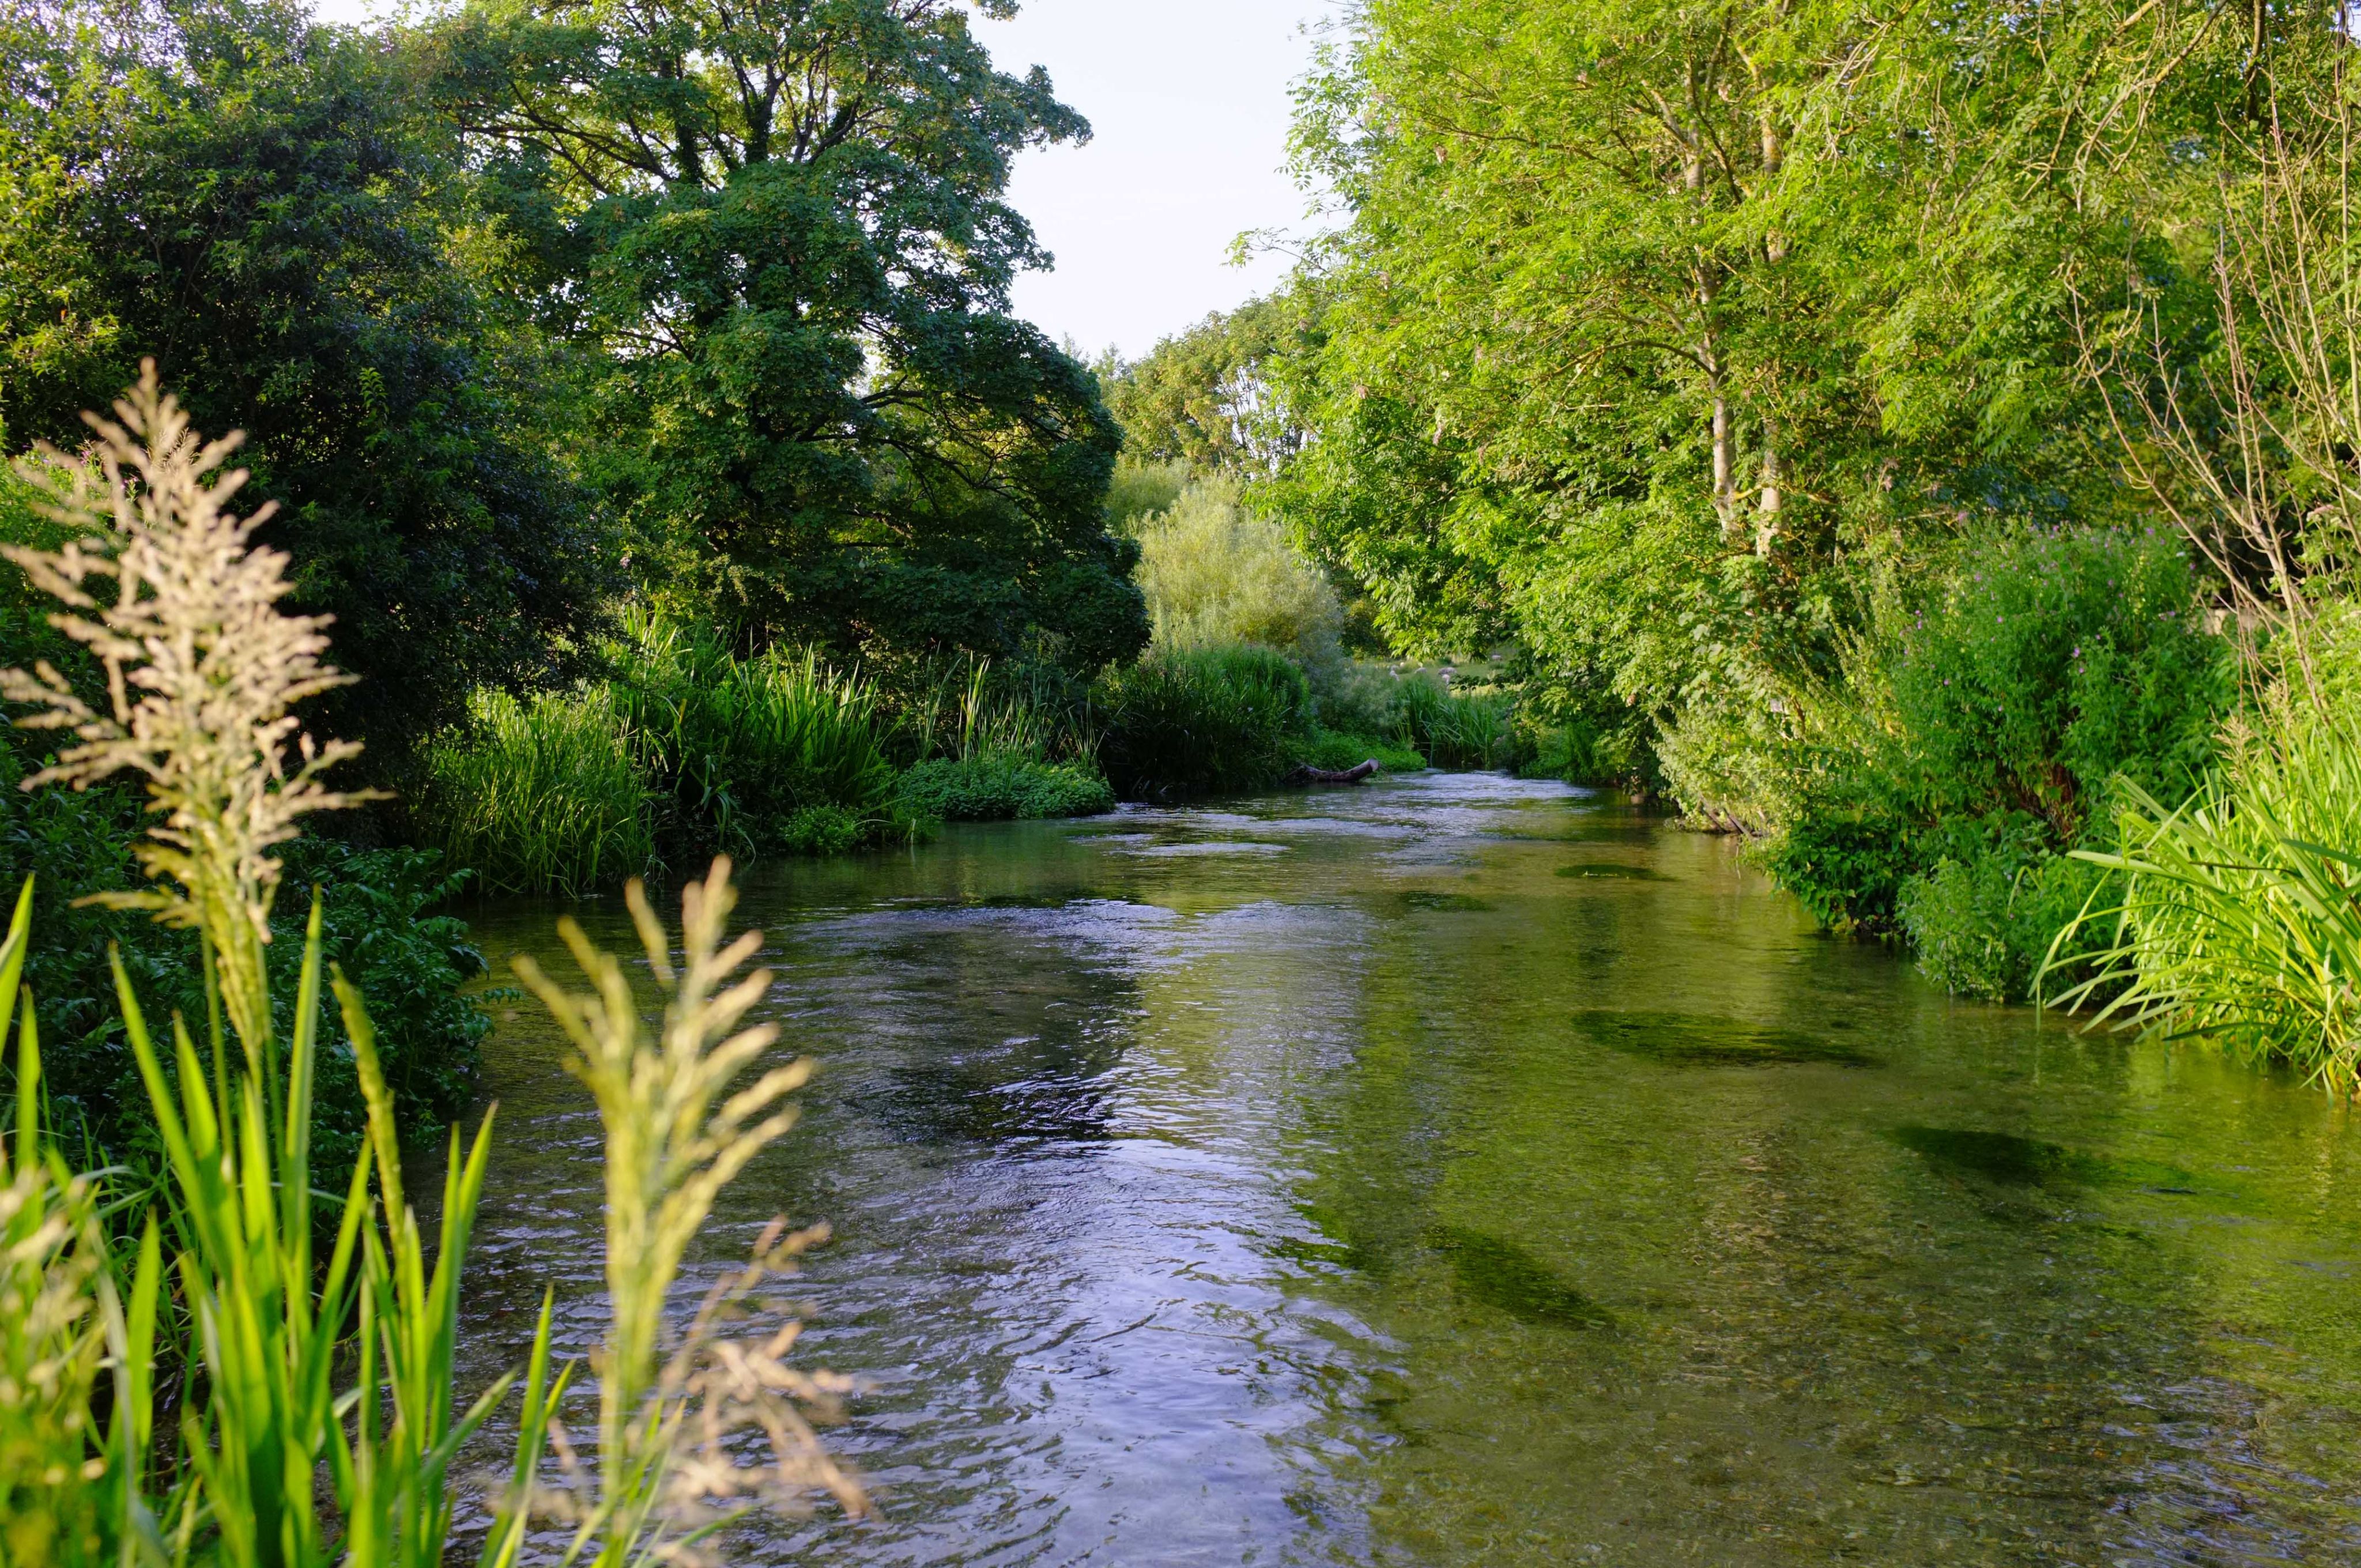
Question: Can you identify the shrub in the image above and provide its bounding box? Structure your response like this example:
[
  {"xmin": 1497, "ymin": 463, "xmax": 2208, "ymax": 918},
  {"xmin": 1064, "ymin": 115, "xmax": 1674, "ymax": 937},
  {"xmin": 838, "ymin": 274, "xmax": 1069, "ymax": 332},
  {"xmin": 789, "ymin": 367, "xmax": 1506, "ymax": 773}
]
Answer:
[
  {"xmin": 1097, "ymin": 643, "xmax": 1313, "ymax": 798},
  {"xmin": 1761, "ymin": 806, "xmax": 1919, "ymax": 933},
  {"xmin": 1297, "ymin": 728, "xmax": 1426, "ymax": 774},
  {"xmin": 896, "ymin": 756, "xmax": 1117, "ymax": 821},
  {"xmin": 1135, "ymin": 478, "xmax": 1347, "ymax": 679},
  {"xmin": 414, "ymin": 685, "xmax": 654, "ymax": 898},
  {"xmin": 1898, "ymin": 817, "xmax": 2114, "ymax": 1002},
  {"xmin": 1888, "ymin": 528, "xmax": 2229, "ymax": 838}
]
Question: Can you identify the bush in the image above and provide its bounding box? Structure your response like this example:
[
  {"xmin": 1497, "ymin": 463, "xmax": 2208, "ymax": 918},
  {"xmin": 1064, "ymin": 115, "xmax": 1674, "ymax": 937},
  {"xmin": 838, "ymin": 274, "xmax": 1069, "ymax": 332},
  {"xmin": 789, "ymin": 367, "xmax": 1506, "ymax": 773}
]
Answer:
[
  {"xmin": 1097, "ymin": 644, "xmax": 1313, "ymax": 798},
  {"xmin": 1749, "ymin": 529, "xmax": 2231, "ymax": 980},
  {"xmin": 1297, "ymin": 728, "xmax": 1426, "ymax": 774},
  {"xmin": 896, "ymin": 756, "xmax": 1117, "ymax": 821},
  {"xmin": 1761, "ymin": 807, "xmax": 1919, "ymax": 933},
  {"xmin": 414, "ymin": 686, "xmax": 655, "ymax": 898},
  {"xmin": 1, "ymin": 725, "xmax": 488, "ymax": 1176},
  {"xmin": 1135, "ymin": 478, "xmax": 1347, "ymax": 681},
  {"xmin": 1898, "ymin": 817, "xmax": 2114, "ymax": 1002},
  {"xmin": 1888, "ymin": 528, "xmax": 2229, "ymax": 837}
]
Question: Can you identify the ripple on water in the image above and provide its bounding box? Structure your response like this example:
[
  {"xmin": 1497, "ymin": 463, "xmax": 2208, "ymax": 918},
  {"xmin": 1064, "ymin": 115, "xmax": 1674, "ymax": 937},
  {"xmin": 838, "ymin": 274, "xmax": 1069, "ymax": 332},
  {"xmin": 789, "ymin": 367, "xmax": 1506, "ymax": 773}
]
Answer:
[{"xmin": 447, "ymin": 771, "xmax": 2361, "ymax": 1567}]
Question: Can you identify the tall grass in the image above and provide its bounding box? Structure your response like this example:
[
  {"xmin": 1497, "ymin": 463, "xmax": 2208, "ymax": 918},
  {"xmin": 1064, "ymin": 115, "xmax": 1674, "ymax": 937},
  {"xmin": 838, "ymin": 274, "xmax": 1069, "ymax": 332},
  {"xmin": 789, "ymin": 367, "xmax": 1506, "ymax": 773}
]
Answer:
[
  {"xmin": 0, "ymin": 372, "xmax": 863, "ymax": 1565},
  {"xmin": 417, "ymin": 687, "xmax": 655, "ymax": 898},
  {"xmin": 1096, "ymin": 644, "xmax": 1312, "ymax": 799},
  {"xmin": 2046, "ymin": 707, "xmax": 2361, "ymax": 1092},
  {"xmin": 1390, "ymin": 673, "xmax": 1516, "ymax": 768},
  {"xmin": 613, "ymin": 616, "xmax": 897, "ymax": 847}
]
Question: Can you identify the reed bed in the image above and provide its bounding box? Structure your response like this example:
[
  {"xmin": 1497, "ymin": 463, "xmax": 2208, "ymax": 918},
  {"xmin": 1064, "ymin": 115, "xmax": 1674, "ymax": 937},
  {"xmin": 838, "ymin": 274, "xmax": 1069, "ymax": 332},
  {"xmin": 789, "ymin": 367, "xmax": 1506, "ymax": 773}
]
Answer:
[
  {"xmin": 2047, "ymin": 706, "xmax": 2361, "ymax": 1093},
  {"xmin": 417, "ymin": 687, "xmax": 655, "ymax": 898}
]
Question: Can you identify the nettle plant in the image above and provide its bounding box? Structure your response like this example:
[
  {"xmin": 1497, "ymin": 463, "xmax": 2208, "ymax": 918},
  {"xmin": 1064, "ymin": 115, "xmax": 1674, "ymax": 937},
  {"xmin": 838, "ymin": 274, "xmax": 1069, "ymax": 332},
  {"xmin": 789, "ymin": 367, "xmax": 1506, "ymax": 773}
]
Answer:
[{"xmin": 0, "ymin": 365, "xmax": 862, "ymax": 1566}]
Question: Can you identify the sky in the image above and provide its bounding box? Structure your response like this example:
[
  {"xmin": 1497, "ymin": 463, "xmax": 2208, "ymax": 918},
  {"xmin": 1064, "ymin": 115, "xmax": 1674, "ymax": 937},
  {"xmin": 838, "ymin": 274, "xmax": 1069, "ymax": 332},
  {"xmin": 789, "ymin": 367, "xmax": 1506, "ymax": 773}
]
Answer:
[
  {"xmin": 968, "ymin": 1, "xmax": 1333, "ymax": 362},
  {"xmin": 308, "ymin": 0, "xmax": 1335, "ymax": 363}
]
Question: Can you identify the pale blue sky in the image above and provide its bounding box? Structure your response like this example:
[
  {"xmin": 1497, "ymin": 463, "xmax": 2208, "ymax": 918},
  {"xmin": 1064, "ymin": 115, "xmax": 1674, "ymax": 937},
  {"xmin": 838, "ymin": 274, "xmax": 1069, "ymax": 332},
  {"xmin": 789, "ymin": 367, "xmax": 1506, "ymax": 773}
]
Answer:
[
  {"xmin": 970, "ymin": 1, "xmax": 1332, "ymax": 360},
  {"xmin": 310, "ymin": 0, "xmax": 1333, "ymax": 360}
]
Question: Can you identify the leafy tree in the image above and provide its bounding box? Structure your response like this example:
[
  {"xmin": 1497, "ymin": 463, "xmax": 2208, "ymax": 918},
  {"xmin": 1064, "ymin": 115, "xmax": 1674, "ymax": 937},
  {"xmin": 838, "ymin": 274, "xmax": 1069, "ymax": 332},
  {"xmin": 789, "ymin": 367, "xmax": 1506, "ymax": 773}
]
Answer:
[
  {"xmin": 427, "ymin": 0, "xmax": 1148, "ymax": 673},
  {"xmin": 1104, "ymin": 295, "xmax": 1308, "ymax": 476},
  {"xmin": 0, "ymin": 0, "xmax": 611, "ymax": 762},
  {"xmin": 1268, "ymin": 0, "xmax": 2292, "ymax": 720}
]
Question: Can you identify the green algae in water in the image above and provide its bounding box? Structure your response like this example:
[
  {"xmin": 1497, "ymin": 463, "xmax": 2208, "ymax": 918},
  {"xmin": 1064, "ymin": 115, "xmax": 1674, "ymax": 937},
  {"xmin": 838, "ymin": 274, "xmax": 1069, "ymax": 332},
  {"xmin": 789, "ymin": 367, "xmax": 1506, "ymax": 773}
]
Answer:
[
  {"xmin": 1425, "ymin": 1224, "xmax": 1613, "ymax": 1330},
  {"xmin": 1397, "ymin": 891, "xmax": 1494, "ymax": 912},
  {"xmin": 1553, "ymin": 862, "xmax": 1665, "ymax": 880},
  {"xmin": 1893, "ymin": 1125, "xmax": 2201, "ymax": 1193},
  {"xmin": 1570, "ymin": 1008, "xmax": 1881, "ymax": 1066}
]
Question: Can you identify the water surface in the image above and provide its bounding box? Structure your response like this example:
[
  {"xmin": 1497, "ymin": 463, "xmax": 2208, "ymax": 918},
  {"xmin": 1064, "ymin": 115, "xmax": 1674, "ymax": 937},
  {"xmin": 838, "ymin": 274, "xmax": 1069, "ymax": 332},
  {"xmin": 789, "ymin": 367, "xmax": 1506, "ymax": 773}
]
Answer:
[{"xmin": 455, "ymin": 773, "xmax": 2361, "ymax": 1565}]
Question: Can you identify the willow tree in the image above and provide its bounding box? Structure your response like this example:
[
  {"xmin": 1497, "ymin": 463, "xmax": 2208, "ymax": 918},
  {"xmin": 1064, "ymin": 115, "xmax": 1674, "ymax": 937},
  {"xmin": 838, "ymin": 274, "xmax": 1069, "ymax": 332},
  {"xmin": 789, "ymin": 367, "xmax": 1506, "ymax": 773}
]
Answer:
[
  {"xmin": 1272, "ymin": 0, "xmax": 2291, "ymax": 715},
  {"xmin": 426, "ymin": 0, "xmax": 1147, "ymax": 672}
]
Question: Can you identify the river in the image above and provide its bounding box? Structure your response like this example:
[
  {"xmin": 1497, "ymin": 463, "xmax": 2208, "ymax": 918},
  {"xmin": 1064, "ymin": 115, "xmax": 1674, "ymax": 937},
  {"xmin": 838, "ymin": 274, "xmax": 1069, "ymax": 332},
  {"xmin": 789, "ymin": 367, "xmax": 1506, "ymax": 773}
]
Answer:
[{"xmin": 452, "ymin": 771, "xmax": 2361, "ymax": 1566}]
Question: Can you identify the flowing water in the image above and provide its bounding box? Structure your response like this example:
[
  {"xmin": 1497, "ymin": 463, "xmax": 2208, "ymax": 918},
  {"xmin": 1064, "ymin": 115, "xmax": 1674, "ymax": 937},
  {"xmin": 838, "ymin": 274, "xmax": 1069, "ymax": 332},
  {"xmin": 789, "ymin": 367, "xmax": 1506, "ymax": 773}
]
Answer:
[{"xmin": 453, "ymin": 772, "xmax": 2361, "ymax": 1566}]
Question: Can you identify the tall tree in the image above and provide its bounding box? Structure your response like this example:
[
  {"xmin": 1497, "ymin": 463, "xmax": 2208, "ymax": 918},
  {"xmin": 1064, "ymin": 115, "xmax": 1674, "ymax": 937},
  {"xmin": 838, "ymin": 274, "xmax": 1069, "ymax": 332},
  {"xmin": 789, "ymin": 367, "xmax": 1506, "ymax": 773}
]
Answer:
[
  {"xmin": 1270, "ymin": 0, "xmax": 2289, "ymax": 705},
  {"xmin": 427, "ymin": 0, "xmax": 1148, "ymax": 672},
  {"xmin": 0, "ymin": 0, "xmax": 611, "ymax": 761}
]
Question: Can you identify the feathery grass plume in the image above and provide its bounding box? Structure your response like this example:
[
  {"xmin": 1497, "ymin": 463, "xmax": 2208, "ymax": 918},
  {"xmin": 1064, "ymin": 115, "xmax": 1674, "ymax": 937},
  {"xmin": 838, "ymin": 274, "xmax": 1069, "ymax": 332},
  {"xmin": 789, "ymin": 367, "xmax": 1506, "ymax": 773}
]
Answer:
[
  {"xmin": 0, "ymin": 367, "xmax": 504, "ymax": 1568},
  {"xmin": 0, "ymin": 359, "xmax": 379, "ymax": 1057},
  {"xmin": 511, "ymin": 858, "xmax": 866, "ymax": 1561}
]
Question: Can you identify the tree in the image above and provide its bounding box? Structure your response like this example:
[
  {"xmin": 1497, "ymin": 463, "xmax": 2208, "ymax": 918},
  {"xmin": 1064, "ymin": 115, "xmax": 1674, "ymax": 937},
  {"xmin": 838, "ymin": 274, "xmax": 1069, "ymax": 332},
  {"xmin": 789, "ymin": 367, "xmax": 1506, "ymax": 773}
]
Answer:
[
  {"xmin": 426, "ymin": 0, "xmax": 1148, "ymax": 673},
  {"xmin": 0, "ymin": 0, "xmax": 612, "ymax": 763},
  {"xmin": 1268, "ymin": 0, "xmax": 2283, "ymax": 714},
  {"xmin": 1104, "ymin": 295, "xmax": 1310, "ymax": 476}
]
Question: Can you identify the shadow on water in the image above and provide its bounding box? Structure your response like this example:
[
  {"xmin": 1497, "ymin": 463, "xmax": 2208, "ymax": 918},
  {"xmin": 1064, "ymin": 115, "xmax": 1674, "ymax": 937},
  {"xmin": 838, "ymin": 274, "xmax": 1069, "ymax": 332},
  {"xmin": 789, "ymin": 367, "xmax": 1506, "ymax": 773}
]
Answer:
[{"xmin": 1893, "ymin": 1125, "xmax": 2201, "ymax": 1194}]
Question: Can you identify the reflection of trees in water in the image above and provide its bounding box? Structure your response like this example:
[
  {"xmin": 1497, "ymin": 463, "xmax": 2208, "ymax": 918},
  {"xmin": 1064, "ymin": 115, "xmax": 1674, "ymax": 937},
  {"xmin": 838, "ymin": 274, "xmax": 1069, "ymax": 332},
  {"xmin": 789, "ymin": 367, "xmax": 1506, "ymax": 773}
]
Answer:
[{"xmin": 1277, "ymin": 852, "xmax": 2361, "ymax": 1565}]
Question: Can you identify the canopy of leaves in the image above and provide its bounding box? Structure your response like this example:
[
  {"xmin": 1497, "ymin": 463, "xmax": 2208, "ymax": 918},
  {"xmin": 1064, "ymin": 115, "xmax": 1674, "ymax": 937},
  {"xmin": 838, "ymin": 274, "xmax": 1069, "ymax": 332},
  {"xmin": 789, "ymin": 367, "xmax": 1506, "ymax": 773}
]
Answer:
[
  {"xmin": 1265, "ymin": 0, "xmax": 2310, "ymax": 702},
  {"xmin": 427, "ymin": 0, "xmax": 1147, "ymax": 673},
  {"xmin": 0, "ymin": 0, "xmax": 612, "ymax": 764}
]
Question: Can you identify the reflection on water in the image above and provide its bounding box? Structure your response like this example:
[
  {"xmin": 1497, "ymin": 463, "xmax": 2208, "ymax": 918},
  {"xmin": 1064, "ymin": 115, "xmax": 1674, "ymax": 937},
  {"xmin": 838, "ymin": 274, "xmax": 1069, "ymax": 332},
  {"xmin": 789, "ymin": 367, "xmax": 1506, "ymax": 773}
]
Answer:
[{"xmin": 454, "ymin": 774, "xmax": 2361, "ymax": 1565}]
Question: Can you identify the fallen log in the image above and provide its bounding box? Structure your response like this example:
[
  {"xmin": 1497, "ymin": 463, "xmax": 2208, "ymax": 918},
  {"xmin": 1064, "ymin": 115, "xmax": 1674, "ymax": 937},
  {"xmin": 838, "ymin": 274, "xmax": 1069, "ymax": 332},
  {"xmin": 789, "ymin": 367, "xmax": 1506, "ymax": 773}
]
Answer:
[{"xmin": 1283, "ymin": 758, "xmax": 1381, "ymax": 787}]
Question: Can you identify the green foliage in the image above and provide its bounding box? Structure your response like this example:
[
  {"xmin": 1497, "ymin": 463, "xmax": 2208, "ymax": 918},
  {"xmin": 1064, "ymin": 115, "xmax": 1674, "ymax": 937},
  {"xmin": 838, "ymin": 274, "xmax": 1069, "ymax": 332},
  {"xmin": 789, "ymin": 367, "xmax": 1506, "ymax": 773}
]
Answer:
[
  {"xmin": 1096, "ymin": 644, "xmax": 1314, "ymax": 800},
  {"xmin": 1760, "ymin": 809, "xmax": 1919, "ymax": 934},
  {"xmin": 1898, "ymin": 820, "xmax": 2113, "ymax": 1004},
  {"xmin": 0, "ymin": 1, "xmax": 610, "ymax": 762},
  {"xmin": 414, "ymin": 686, "xmax": 655, "ymax": 899},
  {"xmin": 1136, "ymin": 478, "xmax": 1345, "ymax": 673},
  {"xmin": 431, "ymin": 0, "xmax": 1147, "ymax": 674},
  {"xmin": 1752, "ymin": 532, "xmax": 2228, "ymax": 963},
  {"xmin": 1, "ymin": 751, "xmax": 486, "ymax": 1170},
  {"xmin": 1298, "ymin": 728, "xmax": 1425, "ymax": 774},
  {"xmin": 896, "ymin": 757, "xmax": 1115, "ymax": 822},
  {"xmin": 2050, "ymin": 692, "xmax": 2361, "ymax": 1091},
  {"xmin": 1102, "ymin": 297, "xmax": 1307, "ymax": 475},
  {"xmin": 1388, "ymin": 674, "xmax": 1518, "ymax": 770},
  {"xmin": 612, "ymin": 619, "xmax": 900, "ymax": 856},
  {"xmin": 1104, "ymin": 457, "xmax": 1190, "ymax": 533},
  {"xmin": 1259, "ymin": 0, "xmax": 2298, "ymax": 817},
  {"xmin": 1885, "ymin": 530, "xmax": 2230, "ymax": 840}
]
